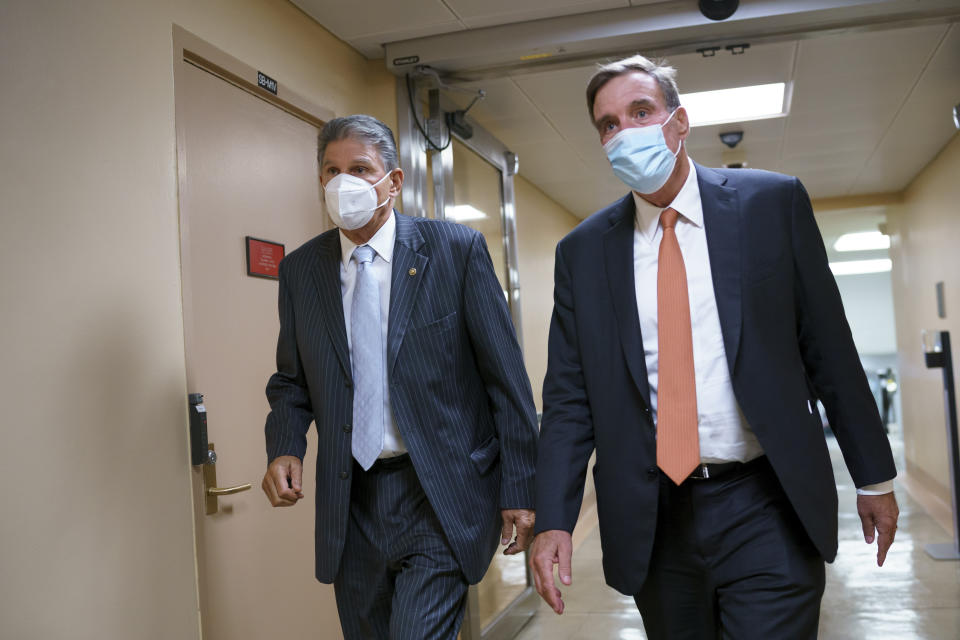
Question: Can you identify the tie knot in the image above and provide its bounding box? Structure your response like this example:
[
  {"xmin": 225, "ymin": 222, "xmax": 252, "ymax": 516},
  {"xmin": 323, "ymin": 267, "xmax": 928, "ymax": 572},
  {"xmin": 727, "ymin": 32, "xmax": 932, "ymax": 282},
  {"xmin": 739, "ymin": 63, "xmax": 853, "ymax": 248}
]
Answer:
[
  {"xmin": 353, "ymin": 244, "xmax": 375, "ymax": 265},
  {"xmin": 660, "ymin": 207, "xmax": 680, "ymax": 230}
]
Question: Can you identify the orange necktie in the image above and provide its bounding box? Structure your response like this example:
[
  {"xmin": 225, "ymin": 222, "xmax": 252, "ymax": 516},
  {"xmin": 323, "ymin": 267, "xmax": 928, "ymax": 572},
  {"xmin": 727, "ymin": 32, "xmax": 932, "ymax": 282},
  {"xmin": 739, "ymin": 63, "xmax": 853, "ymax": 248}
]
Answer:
[{"xmin": 656, "ymin": 207, "xmax": 700, "ymax": 485}]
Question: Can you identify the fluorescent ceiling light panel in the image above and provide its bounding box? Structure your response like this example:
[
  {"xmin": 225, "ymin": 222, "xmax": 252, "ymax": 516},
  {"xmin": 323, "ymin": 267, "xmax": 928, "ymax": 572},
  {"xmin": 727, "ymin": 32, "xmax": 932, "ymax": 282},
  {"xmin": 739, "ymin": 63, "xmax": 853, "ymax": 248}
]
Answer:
[
  {"xmin": 681, "ymin": 83, "xmax": 787, "ymax": 127},
  {"xmin": 833, "ymin": 231, "xmax": 890, "ymax": 252},
  {"xmin": 447, "ymin": 205, "xmax": 487, "ymax": 221},
  {"xmin": 829, "ymin": 259, "xmax": 892, "ymax": 276}
]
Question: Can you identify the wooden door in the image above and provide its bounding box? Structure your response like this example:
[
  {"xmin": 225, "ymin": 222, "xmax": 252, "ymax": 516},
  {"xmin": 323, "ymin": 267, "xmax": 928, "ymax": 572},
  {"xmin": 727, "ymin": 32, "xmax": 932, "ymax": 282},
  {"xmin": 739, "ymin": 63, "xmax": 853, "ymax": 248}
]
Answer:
[{"xmin": 175, "ymin": 52, "xmax": 339, "ymax": 639}]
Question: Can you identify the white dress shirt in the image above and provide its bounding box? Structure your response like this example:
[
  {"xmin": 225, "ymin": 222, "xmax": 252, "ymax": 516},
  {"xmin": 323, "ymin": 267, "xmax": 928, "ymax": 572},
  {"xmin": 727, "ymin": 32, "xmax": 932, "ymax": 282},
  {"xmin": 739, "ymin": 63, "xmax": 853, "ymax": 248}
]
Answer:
[
  {"xmin": 633, "ymin": 161, "xmax": 893, "ymax": 493},
  {"xmin": 339, "ymin": 212, "xmax": 406, "ymax": 458}
]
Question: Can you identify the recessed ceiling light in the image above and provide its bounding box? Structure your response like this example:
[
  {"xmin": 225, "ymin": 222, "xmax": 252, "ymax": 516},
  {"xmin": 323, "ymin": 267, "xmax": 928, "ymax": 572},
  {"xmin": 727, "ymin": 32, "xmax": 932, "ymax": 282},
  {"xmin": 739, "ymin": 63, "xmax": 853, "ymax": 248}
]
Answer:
[
  {"xmin": 447, "ymin": 204, "xmax": 487, "ymax": 221},
  {"xmin": 833, "ymin": 231, "xmax": 890, "ymax": 252},
  {"xmin": 681, "ymin": 82, "xmax": 787, "ymax": 127},
  {"xmin": 829, "ymin": 259, "xmax": 892, "ymax": 276}
]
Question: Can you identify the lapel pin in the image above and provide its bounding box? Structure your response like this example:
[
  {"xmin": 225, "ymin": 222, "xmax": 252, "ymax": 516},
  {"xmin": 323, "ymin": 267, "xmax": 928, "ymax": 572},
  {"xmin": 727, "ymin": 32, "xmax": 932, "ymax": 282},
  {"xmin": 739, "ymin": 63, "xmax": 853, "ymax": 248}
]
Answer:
[{"xmin": 408, "ymin": 268, "xmax": 417, "ymax": 276}]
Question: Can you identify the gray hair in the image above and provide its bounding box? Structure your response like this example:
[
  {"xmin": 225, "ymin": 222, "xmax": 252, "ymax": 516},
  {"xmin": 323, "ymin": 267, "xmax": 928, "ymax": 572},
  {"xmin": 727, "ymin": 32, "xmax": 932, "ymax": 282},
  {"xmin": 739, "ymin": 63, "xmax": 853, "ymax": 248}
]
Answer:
[
  {"xmin": 317, "ymin": 114, "xmax": 399, "ymax": 171},
  {"xmin": 585, "ymin": 54, "xmax": 681, "ymax": 123}
]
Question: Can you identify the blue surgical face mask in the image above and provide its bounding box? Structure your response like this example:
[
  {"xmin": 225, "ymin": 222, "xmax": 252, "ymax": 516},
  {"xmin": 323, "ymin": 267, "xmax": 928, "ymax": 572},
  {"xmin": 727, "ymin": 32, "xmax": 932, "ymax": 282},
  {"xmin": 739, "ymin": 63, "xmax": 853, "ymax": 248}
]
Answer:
[{"xmin": 603, "ymin": 109, "xmax": 681, "ymax": 194}]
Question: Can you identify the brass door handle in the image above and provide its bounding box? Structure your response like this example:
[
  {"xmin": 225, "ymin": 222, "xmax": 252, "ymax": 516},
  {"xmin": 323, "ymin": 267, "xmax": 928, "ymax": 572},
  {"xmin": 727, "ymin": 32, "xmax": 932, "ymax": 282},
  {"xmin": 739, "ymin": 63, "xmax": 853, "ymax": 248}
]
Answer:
[
  {"xmin": 206, "ymin": 483, "xmax": 251, "ymax": 497},
  {"xmin": 202, "ymin": 443, "xmax": 251, "ymax": 515}
]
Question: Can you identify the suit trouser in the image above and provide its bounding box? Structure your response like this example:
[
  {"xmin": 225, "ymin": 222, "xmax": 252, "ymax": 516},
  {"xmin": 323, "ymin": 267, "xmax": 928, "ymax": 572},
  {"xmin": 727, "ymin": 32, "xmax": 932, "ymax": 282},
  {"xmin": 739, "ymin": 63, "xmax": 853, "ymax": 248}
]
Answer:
[
  {"xmin": 333, "ymin": 454, "xmax": 469, "ymax": 640},
  {"xmin": 634, "ymin": 456, "xmax": 825, "ymax": 640}
]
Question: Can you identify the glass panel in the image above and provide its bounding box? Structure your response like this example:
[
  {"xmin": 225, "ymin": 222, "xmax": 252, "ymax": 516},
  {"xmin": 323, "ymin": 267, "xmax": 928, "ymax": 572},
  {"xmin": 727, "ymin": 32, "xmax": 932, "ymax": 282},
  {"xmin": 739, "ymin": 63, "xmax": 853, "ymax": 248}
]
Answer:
[
  {"xmin": 451, "ymin": 139, "xmax": 509, "ymax": 296},
  {"xmin": 424, "ymin": 147, "xmax": 436, "ymax": 219},
  {"xmin": 450, "ymin": 138, "xmax": 526, "ymax": 628}
]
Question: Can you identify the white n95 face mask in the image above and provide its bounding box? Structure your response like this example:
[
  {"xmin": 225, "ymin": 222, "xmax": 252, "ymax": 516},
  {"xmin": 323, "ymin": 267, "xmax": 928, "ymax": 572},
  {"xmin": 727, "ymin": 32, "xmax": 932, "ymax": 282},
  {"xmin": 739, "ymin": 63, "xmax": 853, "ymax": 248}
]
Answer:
[
  {"xmin": 603, "ymin": 109, "xmax": 681, "ymax": 194},
  {"xmin": 323, "ymin": 172, "xmax": 392, "ymax": 230}
]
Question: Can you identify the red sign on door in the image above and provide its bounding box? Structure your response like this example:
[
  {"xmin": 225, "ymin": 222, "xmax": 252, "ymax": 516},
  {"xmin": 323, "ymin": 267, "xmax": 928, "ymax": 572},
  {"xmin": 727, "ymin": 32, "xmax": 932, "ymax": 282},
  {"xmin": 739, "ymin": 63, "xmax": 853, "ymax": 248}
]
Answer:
[{"xmin": 246, "ymin": 237, "xmax": 284, "ymax": 279}]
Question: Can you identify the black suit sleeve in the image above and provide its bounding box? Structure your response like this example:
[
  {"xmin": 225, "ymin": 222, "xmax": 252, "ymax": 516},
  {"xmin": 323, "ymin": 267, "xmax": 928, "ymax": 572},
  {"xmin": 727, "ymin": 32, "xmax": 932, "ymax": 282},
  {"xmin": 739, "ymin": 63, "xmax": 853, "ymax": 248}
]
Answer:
[
  {"xmin": 535, "ymin": 242, "xmax": 596, "ymax": 534},
  {"xmin": 462, "ymin": 232, "xmax": 539, "ymax": 509},
  {"xmin": 264, "ymin": 261, "xmax": 314, "ymax": 462},
  {"xmin": 790, "ymin": 177, "xmax": 896, "ymax": 487}
]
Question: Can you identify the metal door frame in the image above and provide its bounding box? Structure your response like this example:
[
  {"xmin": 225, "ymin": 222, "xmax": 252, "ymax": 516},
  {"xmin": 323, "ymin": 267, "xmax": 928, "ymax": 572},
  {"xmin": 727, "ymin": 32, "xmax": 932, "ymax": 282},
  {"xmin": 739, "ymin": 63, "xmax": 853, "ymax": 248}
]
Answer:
[
  {"xmin": 397, "ymin": 75, "xmax": 535, "ymax": 640},
  {"xmin": 397, "ymin": 77, "xmax": 524, "ymax": 344}
]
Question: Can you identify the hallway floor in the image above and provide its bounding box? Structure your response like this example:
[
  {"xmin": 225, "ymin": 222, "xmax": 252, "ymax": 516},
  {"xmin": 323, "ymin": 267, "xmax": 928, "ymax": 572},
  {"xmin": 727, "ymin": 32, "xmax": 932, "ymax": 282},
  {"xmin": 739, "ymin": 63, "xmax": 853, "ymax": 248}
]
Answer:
[{"xmin": 511, "ymin": 436, "xmax": 960, "ymax": 639}]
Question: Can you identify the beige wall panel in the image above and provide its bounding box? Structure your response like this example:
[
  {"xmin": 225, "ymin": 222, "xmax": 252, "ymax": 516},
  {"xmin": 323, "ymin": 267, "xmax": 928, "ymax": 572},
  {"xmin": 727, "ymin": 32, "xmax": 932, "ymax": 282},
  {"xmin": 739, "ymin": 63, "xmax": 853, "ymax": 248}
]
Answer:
[
  {"xmin": 888, "ymin": 133, "xmax": 960, "ymax": 501},
  {"xmin": 514, "ymin": 176, "xmax": 581, "ymax": 413},
  {"xmin": 0, "ymin": 0, "xmax": 396, "ymax": 637}
]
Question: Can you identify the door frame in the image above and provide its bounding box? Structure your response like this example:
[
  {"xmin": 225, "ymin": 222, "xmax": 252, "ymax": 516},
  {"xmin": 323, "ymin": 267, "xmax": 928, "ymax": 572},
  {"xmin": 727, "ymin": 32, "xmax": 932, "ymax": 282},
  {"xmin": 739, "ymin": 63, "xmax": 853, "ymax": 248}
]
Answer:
[
  {"xmin": 397, "ymin": 74, "xmax": 525, "ymax": 345},
  {"xmin": 172, "ymin": 25, "xmax": 335, "ymax": 637},
  {"xmin": 397, "ymin": 73, "xmax": 535, "ymax": 640}
]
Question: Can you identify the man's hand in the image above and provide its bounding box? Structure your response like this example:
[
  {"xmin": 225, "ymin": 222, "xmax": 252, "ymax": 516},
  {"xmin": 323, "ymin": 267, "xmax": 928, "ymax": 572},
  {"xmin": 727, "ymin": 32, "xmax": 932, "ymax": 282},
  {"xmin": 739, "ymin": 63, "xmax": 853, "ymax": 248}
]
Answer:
[
  {"xmin": 262, "ymin": 455, "xmax": 304, "ymax": 507},
  {"xmin": 500, "ymin": 509, "xmax": 535, "ymax": 555},
  {"xmin": 857, "ymin": 491, "xmax": 899, "ymax": 566},
  {"xmin": 529, "ymin": 529, "xmax": 573, "ymax": 615}
]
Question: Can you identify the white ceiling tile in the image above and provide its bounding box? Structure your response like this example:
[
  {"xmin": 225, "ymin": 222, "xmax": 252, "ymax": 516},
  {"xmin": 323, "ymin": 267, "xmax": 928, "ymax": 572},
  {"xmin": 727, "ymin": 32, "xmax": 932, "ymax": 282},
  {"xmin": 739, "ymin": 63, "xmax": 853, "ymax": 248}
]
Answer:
[
  {"xmin": 513, "ymin": 140, "xmax": 588, "ymax": 183},
  {"xmin": 450, "ymin": 78, "xmax": 540, "ymax": 121},
  {"xmin": 781, "ymin": 152, "xmax": 872, "ymax": 179},
  {"xmin": 570, "ymin": 137, "xmax": 609, "ymax": 169},
  {"xmin": 785, "ymin": 108, "xmax": 893, "ymax": 136},
  {"xmin": 482, "ymin": 115, "xmax": 562, "ymax": 146},
  {"xmin": 540, "ymin": 108, "xmax": 598, "ymax": 142},
  {"xmin": 797, "ymin": 177, "xmax": 854, "ymax": 199},
  {"xmin": 668, "ymin": 41, "xmax": 798, "ymax": 94},
  {"xmin": 686, "ymin": 118, "xmax": 787, "ymax": 151},
  {"xmin": 445, "ymin": 0, "xmax": 628, "ymax": 29},
  {"xmin": 852, "ymin": 24, "xmax": 960, "ymax": 193},
  {"xmin": 790, "ymin": 72, "xmax": 912, "ymax": 116},
  {"xmin": 783, "ymin": 130, "xmax": 876, "ymax": 156},
  {"xmin": 794, "ymin": 24, "xmax": 948, "ymax": 82},
  {"xmin": 291, "ymin": 0, "xmax": 461, "ymax": 41}
]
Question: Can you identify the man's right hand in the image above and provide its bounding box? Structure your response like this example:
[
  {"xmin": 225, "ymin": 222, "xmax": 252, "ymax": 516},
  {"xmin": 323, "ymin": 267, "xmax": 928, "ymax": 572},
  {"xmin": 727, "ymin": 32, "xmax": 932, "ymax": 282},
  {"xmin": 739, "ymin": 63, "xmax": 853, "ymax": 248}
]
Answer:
[
  {"xmin": 529, "ymin": 529, "xmax": 573, "ymax": 615},
  {"xmin": 262, "ymin": 455, "xmax": 304, "ymax": 507}
]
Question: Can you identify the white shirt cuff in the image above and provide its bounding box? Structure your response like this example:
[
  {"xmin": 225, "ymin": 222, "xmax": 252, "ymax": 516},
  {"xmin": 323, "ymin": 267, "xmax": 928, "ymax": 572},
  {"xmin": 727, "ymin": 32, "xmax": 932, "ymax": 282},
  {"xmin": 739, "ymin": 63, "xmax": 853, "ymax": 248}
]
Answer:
[{"xmin": 856, "ymin": 479, "xmax": 895, "ymax": 495}]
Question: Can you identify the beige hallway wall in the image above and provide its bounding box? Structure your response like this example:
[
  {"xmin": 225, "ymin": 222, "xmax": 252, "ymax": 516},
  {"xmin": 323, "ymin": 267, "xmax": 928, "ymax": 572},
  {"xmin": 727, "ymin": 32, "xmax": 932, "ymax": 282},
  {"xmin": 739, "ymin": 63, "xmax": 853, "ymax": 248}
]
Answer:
[
  {"xmin": 887, "ymin": 132, "xmax": 960, "ymax": 501},
  {"xmin": 515, "ymin": 177, "xmax": 581, "ymax": 413},
  {"xmin": 0, "ymin": 1, "xmax": 395, "ymax": 637}
]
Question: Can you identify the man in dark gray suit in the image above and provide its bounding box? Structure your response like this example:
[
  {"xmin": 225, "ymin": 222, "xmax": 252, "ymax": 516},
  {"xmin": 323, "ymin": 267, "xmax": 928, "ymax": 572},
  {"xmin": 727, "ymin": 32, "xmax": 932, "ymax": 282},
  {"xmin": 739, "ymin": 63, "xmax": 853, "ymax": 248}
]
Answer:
[{"xmin": 261, "ymin": 114, "xmax": 538, "ymax": 640}]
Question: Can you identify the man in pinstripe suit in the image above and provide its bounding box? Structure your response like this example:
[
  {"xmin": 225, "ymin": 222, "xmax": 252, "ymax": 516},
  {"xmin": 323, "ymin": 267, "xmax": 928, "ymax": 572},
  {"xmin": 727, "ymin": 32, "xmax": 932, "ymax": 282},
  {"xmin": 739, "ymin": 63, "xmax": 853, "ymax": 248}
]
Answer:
[{"xmin": 261, "ymin": 114, "xmax": 539, "ymax": 640}]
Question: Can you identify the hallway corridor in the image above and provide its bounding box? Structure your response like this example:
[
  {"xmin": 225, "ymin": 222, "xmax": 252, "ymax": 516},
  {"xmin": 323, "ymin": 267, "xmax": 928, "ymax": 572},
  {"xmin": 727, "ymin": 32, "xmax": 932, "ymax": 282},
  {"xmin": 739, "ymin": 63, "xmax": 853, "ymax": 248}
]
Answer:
[{"xmin": 512, "ymin": 437, "xmax": 960, "ymax": 639}]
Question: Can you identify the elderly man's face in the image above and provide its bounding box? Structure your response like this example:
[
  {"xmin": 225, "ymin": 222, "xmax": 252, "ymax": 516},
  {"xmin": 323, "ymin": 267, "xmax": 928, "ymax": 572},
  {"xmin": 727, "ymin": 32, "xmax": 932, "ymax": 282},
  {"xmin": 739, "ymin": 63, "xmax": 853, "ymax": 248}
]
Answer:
[
  {"xmin": 320, "ymin": 137, "xmax": 397, "ymax": 199},
  {"xmin": 592, "ymin": 71, "xmax": 687, "ymax": 150}
]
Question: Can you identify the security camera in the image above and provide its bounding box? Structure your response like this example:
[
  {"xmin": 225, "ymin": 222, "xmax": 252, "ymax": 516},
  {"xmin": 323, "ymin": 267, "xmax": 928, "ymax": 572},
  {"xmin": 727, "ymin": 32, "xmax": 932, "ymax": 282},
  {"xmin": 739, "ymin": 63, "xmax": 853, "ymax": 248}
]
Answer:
[
  {"xmin": 719, "ymin": 131, "xmax": 744, "ymax": 148},
  {"xmin": 699, "ymin": 0, "xmax": 739, "ymax": 21}
]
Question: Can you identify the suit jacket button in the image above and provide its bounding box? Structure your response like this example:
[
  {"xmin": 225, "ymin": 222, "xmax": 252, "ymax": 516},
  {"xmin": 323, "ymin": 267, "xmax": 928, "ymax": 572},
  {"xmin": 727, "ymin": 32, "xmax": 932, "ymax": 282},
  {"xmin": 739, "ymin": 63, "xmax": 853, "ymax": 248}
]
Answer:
[
  {"xmin": 343, "ymin": 424, "xmax": 352, "ymax": 433},
  {"xmin": 344, "ymin": 380, "xmax": 352, "ymax": 389},
  {"xmin": 340, "ymin": 471, "xmax": 349, "ymax": 479},
  {"xmin": 647, "ymin": 467, "xmax": 658, "ymax": 479}
]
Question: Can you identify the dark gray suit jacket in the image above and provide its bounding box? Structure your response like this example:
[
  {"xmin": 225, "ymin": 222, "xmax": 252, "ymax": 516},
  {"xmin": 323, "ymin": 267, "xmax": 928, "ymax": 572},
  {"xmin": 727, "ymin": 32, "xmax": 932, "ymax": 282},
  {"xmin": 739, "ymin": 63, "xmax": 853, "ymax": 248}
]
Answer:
[
  {"xmin": 265, "ymin": 212, "xmax": 538, "ymax": 585},
  {"xmin": 535, "ymin": 164, "xmax": 896, "ymax": 595}
]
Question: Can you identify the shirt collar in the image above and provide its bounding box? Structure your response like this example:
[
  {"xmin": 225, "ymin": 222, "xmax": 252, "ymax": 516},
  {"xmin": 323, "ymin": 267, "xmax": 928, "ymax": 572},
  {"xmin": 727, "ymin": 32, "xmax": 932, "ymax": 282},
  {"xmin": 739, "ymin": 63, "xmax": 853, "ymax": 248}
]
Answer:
[
  {"xmin": 632, "ymin": 159, "xmax": 703, "ymax": 241},
  {"xmin": 339, "ymin": 210, "xmax": 396, "ymax": 267}
]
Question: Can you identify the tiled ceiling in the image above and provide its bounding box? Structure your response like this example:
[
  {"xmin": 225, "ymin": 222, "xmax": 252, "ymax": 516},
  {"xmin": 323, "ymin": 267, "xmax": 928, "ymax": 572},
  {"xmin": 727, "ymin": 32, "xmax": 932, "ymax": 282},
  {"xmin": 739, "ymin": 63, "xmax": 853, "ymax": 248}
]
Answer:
[
  {"xmin": 291, "ymin": 0, "xmax": 665, "ymax": 58},
  {"xmin": 292, "ymin": 0, "xmax": 960, "ymax": 219}
]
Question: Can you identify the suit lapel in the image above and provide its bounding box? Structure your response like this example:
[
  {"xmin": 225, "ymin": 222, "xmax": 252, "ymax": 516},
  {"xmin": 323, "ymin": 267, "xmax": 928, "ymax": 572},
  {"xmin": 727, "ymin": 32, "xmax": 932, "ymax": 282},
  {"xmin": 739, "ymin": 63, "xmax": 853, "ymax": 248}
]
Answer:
[
  {"xmin": 388, "ymin": 213, "xmax": 428, "ymax": 375},
  {"xmin": 310, "ymin": 231, "xmax": 352, "ymax": 380},
  {"xmin": 697, "ymin": 163, "xmax": 742, "ymax": 374},
  {"xmin": 603, "ymin": 194, "xmax": 652, "ymax": 408}
]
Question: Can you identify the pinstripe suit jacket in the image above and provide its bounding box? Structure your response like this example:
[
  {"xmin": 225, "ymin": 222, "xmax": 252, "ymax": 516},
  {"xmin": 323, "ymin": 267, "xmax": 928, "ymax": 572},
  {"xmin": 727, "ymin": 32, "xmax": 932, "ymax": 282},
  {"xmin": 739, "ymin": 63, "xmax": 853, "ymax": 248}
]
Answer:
[{"xmin": 265, "ymin": 212, "xmax": 538, "ymax": 585}]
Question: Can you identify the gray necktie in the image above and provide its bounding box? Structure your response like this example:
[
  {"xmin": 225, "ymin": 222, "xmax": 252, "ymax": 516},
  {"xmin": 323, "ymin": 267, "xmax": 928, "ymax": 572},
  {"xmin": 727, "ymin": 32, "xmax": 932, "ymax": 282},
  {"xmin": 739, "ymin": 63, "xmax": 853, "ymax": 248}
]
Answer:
[{"xmin": 350, "ymin": 244, "xmax": 383, "ymax": 470}]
